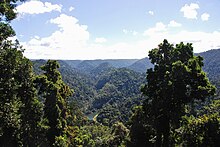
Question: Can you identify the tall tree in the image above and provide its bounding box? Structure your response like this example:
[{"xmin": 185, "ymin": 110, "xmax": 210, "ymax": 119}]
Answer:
[
  {"xmin": 0, "ymin": 40, "xmax": 45, "ymax": 146},
  {"xmin": 0, "ymin": 0, "xmax": 44, "ymax": 146},
  {"xmin": 0, "ymin": 41, "xmax": 23, "ymax": 146},
  {"xmin": 141, "ymin": 39, "xmax": 216, "ymax": 146},
  {"xmin": 35, "ymin": 60, "xmax": 73, "ymax": 146},
  {"xmin": 18, "ymin": 55, "xmax": 45, "ymax": 146}
]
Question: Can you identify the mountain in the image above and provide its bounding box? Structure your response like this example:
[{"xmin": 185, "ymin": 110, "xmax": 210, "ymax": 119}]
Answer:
[
  {"xmin": 128, "ymin": 57, "xmax": 153, "ymax": 73},
  {"xmin": 63, "ymin": 59, "xmax": 138, "ymax": 74},
  {"xmin": 32, "ymin": 48, "xmax": 220, "ymax": 125},
  {"xmin": 127, "ymin": 49, "xmax": 220, "ymax": 74},
  {"xmin": 90, "ymin": 62, "xmax": 114, "ymax": 79},
  {"xmin": 32, "ymin": 59, "xmax": 146, "ymax": 124},
  {"xmin": 197, "ymin": 49, "xmax": 220, "ymax": 82},
  {"xmin": 90, "ymin": 68, "xmax": 146, "ymax": 125},
  {"xmin": 33, "ymin": 60, "xmax": 96, "ymax": 111}
]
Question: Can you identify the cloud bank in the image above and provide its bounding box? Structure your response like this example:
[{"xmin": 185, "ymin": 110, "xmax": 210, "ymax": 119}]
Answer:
[{"xmin": 16, "ymin": 0, "xmax": 62, "ymax": 15}]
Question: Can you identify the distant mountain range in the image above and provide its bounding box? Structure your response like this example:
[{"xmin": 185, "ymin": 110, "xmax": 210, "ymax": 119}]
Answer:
[
  {"xmin": 60, "ymin": 48, "xmax": 220, "ymax": 76},
  {"xmin": 61, "ymin": 58, "xmax": 152, "ymax": 74},
  {"xmin": 33, "ymin": 48, "xmax": 220, "ymax": 82}
]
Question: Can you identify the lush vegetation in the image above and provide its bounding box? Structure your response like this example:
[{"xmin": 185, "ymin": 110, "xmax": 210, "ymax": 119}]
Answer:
[
  {"xmin": 1, "ymin": 1, "xmax": 220, "ymax": 146},
  {"xmin": 33, "ymin": 60, "xmax": 146, "ymax": 127},
  {"xmin": 129, "ymin": 40, "xmax": 219, "ymax": 146}
]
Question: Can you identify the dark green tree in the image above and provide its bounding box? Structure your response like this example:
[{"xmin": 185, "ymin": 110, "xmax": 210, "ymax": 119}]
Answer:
[
  {"xmin": 0, "ymin": 25, "xmax": 44, "ymax": 147},
  {"xmin": 0, "ymin": 42, "xmax": 23, "ymax": 146},
  {"xmin": 18, "ymin": 56, "xmax": 46, "ymax": 146},
  {"xmin": 0, "ymin": 0, "xmax": 44, "ymax": 146},
  {"xmin": 141, "ymin": 39, "xmax": 216, "ymax": 146},
  {"xmin": 129, "ymin": 106, "xmax": 156, "ymax": 147},
  {"xmin": 35, "ymin": 60, "xmax": 73, "ymax": 146}
]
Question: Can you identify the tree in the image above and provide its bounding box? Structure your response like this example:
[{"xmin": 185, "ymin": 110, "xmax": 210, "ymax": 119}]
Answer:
[
  {"xmin": 109, "ymin": 121, "xmax": 129, "ymax": 146},
  {"xmin": 0, "ymin": 0, "xmax": 25, "ymax": 22},
  {"xmin": 18, "ymin": 55, "xmax": 46, "ymax": 146},
  {"xmin": 141, "ymin": 39, "xmax": 216, "ymax": 146},
  {"xmin": 35, "ymin": 60, "xmax": 73, "ymax": 146},
  {"xmin": 0, "ymin": 26, "xmax": 44, "ymax": 147},
  {"xmin": 0, "ymin": 1, "xmax": 44, "ymax": 146}
]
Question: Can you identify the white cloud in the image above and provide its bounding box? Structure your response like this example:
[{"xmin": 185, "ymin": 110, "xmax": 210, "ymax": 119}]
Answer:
[
  {"xmin": 49, "ymin": 14, "xmax": 89, "ymax": 44},
  {"xmin": 69, "ymin": 6, "xmax": 75, "ymax": 12},
  {"xmin": 180, "ymin": 3, "xmax": 199, "ymax": 19},
  {"xmin": 23, "ymin": 29, "xmax": 220, "ymax": 59},
  {"xmin": 168, "ymin": 20, "xmax": 182, "ymax": 27},
  {"xmin": 148, "ymin": 11, "xmax": 154, "ymax": 15},
  {"xmin": 95, "ymin": 38, "xmax": 107, "ymax": 43},
  {"xmin": 201, "ymin": 13, "xmax": 210, "ymax": 21},
  {"xmin": 16, "ymin": 0, "xmax": 62, "ymax": 15},
  {"xmin": 143, "ymin": 22, "xmax": 167, "ymax": 36},
  {"xmin": 142, "ymin": 21, "xmax": 220, "ymax": 54},
  {"xmin": 143, "ymin": 30, "xmax": 220, "ymax": 53},
  {"xmin": 167, "ymin": 31, "xmax": 220, "ymax": 53},
  {"xmin": 91, "ymin": 31, "xmax": 220, "ymax": 59},
  {"xmin": 23, "ymin": 14, "xmax": 90, "ymax": 59},
  {"xmin": 22, "ymin": 15, "xmax": 220, "ymax": 59}
]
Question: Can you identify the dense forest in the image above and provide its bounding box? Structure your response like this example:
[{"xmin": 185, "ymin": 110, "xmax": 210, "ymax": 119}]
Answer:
[{"xmin": 1, "ymin": 1, "xmax": 220, "ymax": 146}]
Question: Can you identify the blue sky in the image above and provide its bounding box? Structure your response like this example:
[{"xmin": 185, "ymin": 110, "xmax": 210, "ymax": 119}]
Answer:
[{"xmin": 11, "ymin": 0, "xmax": 220, "ymax": 59}]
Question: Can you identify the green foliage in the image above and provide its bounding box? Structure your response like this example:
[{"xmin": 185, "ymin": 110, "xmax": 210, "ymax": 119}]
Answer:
[
  {"xmin": 0, "ymin": 40, "xmax": 44, "ymax": 146},
  {"xmin": 0, "ymin": 1, "xmax": 46, "ymax": 146},
  {"xmin": 71, "ymin": 124, "xmax": 113, "ymax": 146},
  {"xmin": 68, "ymin": 101, "xmax": 88, "ymax": 126},
  {"xmin": 0, "ymin": 41, "xmax": 22, "ymax": 143},
  {"xmin": 176, "ymin": 114, "xmax": 220, "ymax": 146},
  {"xmin": 0, "ymin": 23, "xmax": 15, "ymax": 41},
  {"xmin": 54, "ymin": 135, "xmax": 69, "ymax": 147},
  {"xmin": 109, "ymin": 122, "xmax": 129, "ymax": 146},
  {"xmin": 35, "ymin": 60, "xmax": 73, "ymax": 146},
  {"xmin": 198, "ymin": 49, "xmax": 220, "ymax": 83},
  {"xmin": 93, "ymin": 68, "xmax": 145, "ymax": 126},
  {"xmin": 204, "ymin": 99, "xmax": 220, "ymax": 114},
  {"xmin": 173, "ymin": 99, "xmax": 220, "ymax": 146},
  {"xmin": 128, "ymin": 106, "xmax": 156, "ymax": 147},
  {"xmin": 69, "ymin": 122, "xmax": 129, "ymax": 147},
  {"xmin": 140, "ymin": 39, "xmax": 216, "ymax": 146},
  {"xmin": 33, "ymin": 60, "xmax": 146, "ymax": 126},
  {"xmin": 0, "ymin": 0, "xmax": 26, "ymax": 21}
]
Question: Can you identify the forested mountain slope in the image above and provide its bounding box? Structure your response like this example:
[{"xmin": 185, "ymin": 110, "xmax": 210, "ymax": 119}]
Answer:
[
  {"xmin": 197, "ymin": 49, "xmax": 220, "ymax": 82},
  {"xmin": 128, "ymin": 57, "xmax": 153, "ymax": 73},
  {"xmin": 32, "ymin": 59, "xmax": 146, "ymax": 124},
  {"xmin": 64, "ymin": 59, "xmax": 138, "ymax": 73},
  {"xmin": 32, "ymin": 48, "xmax": 220, "ymax": 124}
]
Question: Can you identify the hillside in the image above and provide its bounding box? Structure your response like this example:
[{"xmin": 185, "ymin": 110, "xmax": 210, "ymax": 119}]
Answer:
[
  {"xmin": 32, "ymin": 60, "xmax": 146, "ymax": 125},
  {"xmin": 197, "ymin": 49, "xmax": 220, "ymax": 82},
  {"xmin": 128, "ymin": 57, "xmax": 153, "ymax": 73},
  {"xmin": 64, "ymin": 59, "xmax": 138, "ymax": 73},
  {"xmin": 32, "ymin": 48, "xmax": 220, "ymax": 124}
]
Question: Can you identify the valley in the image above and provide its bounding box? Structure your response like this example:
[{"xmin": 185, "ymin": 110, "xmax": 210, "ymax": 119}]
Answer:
[{"xmin": 32, "ymin": 48, "xmax": 220, "ymax": 125}]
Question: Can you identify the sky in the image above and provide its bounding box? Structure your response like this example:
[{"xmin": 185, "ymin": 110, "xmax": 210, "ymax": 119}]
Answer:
[{"xmin": 11, "ymin": 0, "xmax": 220, "ymax": 60}]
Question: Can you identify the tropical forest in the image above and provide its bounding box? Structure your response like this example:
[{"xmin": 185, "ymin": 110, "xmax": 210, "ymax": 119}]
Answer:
[{"xmin": 0, "ymin": 0, "xmax": 220, "ymax": 147}]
